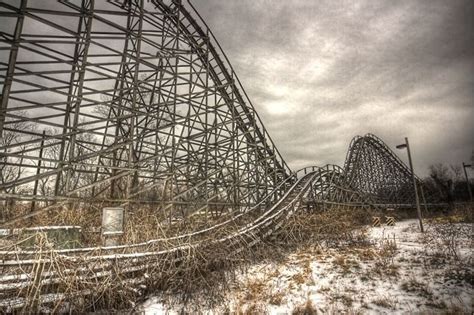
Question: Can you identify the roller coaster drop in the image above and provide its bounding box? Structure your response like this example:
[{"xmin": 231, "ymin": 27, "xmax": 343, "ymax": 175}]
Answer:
[{"xmin": 0, "ymin": 0, "xmax": 438, "ymax": 309}]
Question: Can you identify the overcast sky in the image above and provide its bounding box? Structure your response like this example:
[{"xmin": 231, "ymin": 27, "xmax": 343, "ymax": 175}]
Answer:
[{"xmin": 192, "ymin": 0, "xmax": 474, "ymax": 177}]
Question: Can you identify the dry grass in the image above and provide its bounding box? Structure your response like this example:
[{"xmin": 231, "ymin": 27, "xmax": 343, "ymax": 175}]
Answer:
[
  {"xmin": 292, "ymin": 297, "xmax": 318, "ymax": 315},
  {"xmin": 277, "ymin": 207, "xmax": 372, "ymax": 249},
  {"xmin": 400, "ymin": 278, "xmax": 433, "ymax": 299},
  {"xmin": 268, "ymin": 289, "xmax": 285, "ymax": 305},
  {"xmin": 1, "ymin": 202, "xmax": 373, "ymax": 313},
  {"xmin": 354, "ymin": 247, "xmax": 377, "ymax": 261},
  {"xmin": 330, "ymin": 292, "xmax": 354, "ymax": 307},
  {"xmin": 371, "ymin": 296, "xmax": 397, "ymax": 309},
  {"xmin": 241, "ymin": 278, "xmax": 267, "ymax": 302},
  {"xmin": 291, "ymin": 272, "xmax": 307, "ymax": 285},
  {"xmin": 421, "ymin": 208, "xmax": 472, "ymax": 263},
  {"xmin": 372, "ymin": 237, "xmax": 399, "ymax": 276}
]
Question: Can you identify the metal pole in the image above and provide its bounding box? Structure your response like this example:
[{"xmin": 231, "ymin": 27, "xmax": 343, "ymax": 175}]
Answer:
[
  {"xmin": 462, "ymin": 162, "xmax": 472, "ymax": 201},
  {"xmin": 405, "ymin": 137, "xmax": 424, "ymax": 232}
]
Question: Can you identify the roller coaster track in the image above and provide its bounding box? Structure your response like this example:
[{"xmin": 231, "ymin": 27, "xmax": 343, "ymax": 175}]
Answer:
[
  {"xmin": 0, "ymin": 161, "xmax": 432, "ymax": 310},
  {"xmin": 0, "ymin": 0, "xmax": 440, "ymax": 310}
]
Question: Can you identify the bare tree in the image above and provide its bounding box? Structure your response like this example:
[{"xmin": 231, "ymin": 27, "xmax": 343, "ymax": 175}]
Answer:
[
  {"xmin": 427, "ymin": 162, "xmax": 473, "ymax": 208},
  {"xmin": 449, "ymin": 164, "xmax": 462, "ymax": 182},
  {"xmin": 0, "ymin": 114, "xmax": 35, "ymax": 220},
  {"xmin": 37, "ymin": 128, "xmax": 61, "ymax": 205}
]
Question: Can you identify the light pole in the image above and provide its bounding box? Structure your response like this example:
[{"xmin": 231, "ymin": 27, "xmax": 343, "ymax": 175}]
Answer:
[
  {"xmin": 462, "ymin": 162, "xmax": 472, "ymax": 202},
  {"xmin": 396, "ymin": 137, "xmax": 424, "ymax": 232}
]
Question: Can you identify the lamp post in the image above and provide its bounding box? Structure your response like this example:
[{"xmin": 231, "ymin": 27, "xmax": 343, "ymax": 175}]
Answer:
[
  {"xmin": 396, "ymin": 137, "xmax": 424, "ymax": 232},
  {"xmin": 462, "ymin": 162, "xmax": 472, "ymax": 202}
]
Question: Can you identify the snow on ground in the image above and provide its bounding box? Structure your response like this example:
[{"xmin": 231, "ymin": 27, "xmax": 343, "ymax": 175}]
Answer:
[{"xmin": 140, "ymin": 218, "xmax": 473, "ymax": 314}]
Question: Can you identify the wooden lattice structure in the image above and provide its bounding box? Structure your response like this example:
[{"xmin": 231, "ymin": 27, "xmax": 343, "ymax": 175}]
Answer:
[{"xmin": 0, "ymin": 1, "xmax": 441, "ymax": 311}]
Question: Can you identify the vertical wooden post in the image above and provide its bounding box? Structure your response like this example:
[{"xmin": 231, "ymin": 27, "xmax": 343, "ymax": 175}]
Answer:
[{"xmin": 30, "ymin": 130, "xmax": 46, "ymax": 214}]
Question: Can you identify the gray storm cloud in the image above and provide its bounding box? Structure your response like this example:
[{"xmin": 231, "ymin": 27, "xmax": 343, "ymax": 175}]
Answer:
[
  {"xmin": 193, "ymin": 0, "xmax": 474, "ymax": 177},
  {"xmin": 4, "ymin": 0, "xmax": 471, "ymax": 177}
]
